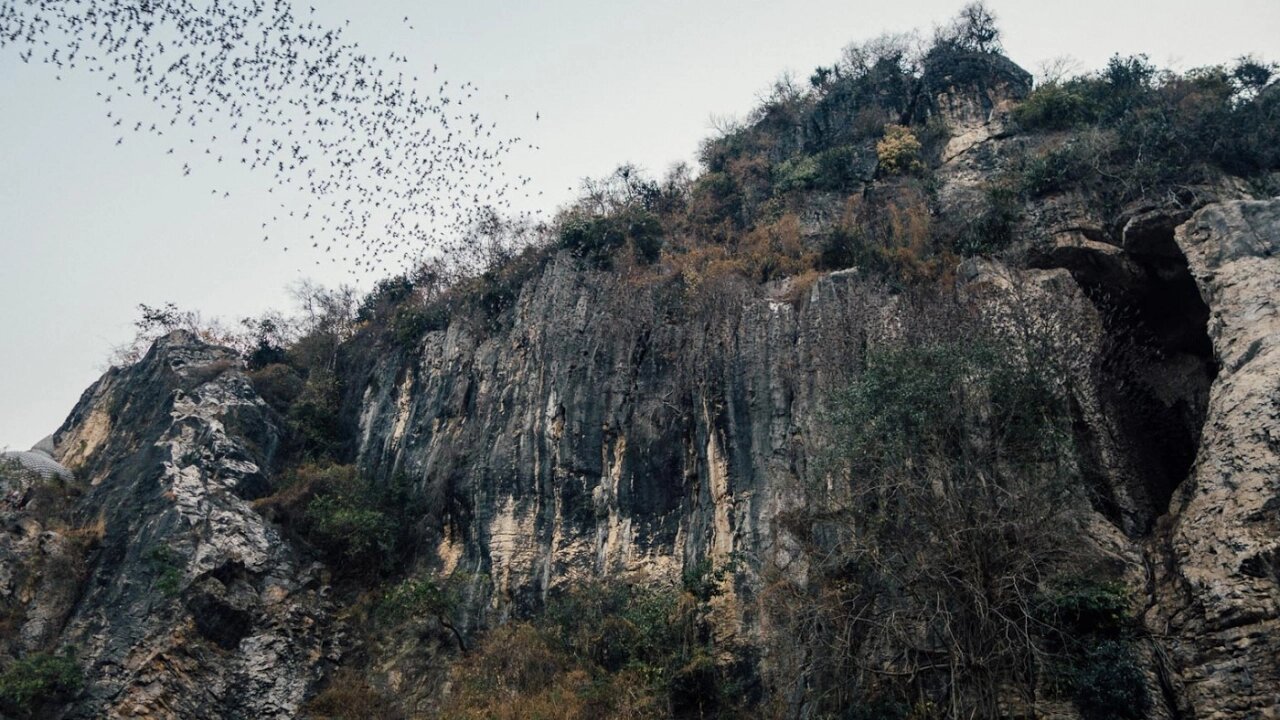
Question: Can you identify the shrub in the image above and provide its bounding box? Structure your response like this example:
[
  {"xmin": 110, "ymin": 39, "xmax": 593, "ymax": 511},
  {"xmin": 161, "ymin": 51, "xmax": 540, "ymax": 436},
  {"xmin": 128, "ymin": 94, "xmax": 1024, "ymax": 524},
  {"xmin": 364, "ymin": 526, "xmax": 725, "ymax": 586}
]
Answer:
[
  {"xmin": 875, "ymin": 124, "xmax": 923, "ymax": 175},
  {"xmin": 558, "ymin": 215, "xmax": 623, "ymax": 265},
  {"xmin": 843, "ymin": 186, "xmax": 955, "ymax": 288},
  {"xmin": 558, "ymin": 209, "xmax": 664, "ymax": 269},
  {"xmin": 443, "ymin": 577, "xmax": 746, "ymax": 719},
  {"xmin": 773, "ymin": 145, "xmax": 870, "ymax": 195},
  {"xmin": 255, "ymin": 463, "xmax": 418, "ymax": 576},
  {"xmin": 1071, "ymin": 641, "xmax": 1151, "ymax": 720},
  {"xmin": 1014, "ymin": 81, "xmax": 1092, "ymax": 130},
  {"xmin": 355, "ymin": 277, "xmax": 416, "ymax": 324},
  {"xmin": 0, "ymin": 650, "xmax": 81, "ymax": 719},
  {"xmin": 379, "ymin": 575, "xmax": 470, "ymax": 650},
  {"xmin": 1021, "ymin": 141, "xmax": 1095, "ymax": 197},
  {"xmin": 685, "ymin": 171, "xmax": 743, "ymax": 240},
  {"xmin": 247, "ymin": 363, "xmax": 305, "ymax": 414},
  {"xmin": 817, "ymin": 224, "xmax": 861, "ymax": 270},
  {"xmin": 953, "ymin": 183, "xmax": 1022, "ymax": 255},
  {"xmin": 286, "ymin": 369, "xmax": 343, "ymax": 461},
  {"xmin": 1011, "ymin": 54, "xmax": 1280, "ymax": 206},
  {"xmin": 147, "ymin": 545, "xmax": 184, "ymax": 597},
  {"xmin": 680, "ymin": 558, "xmax": 731, "ymax": 603},
  {"xmin": 390, "ymin": 304, "xmax": 448, "ymax": 350},
  {"xmin": 306, "ymin": 493, "xmax": 394, "ymax": 568},
  {"xmin": 776, "ymin": 326, "xmax": 1091, "ymax": 716},
  {"xmin": 1044, "ymin": 580, "xmax": 1131, "ymax": 641},
  {"xmin": 306, "ymin": 668, "xmax": 404, "ymax": 720},
  {"xmin": 772, "ymin": 154, "xmax": 819, "ymax": 194}
]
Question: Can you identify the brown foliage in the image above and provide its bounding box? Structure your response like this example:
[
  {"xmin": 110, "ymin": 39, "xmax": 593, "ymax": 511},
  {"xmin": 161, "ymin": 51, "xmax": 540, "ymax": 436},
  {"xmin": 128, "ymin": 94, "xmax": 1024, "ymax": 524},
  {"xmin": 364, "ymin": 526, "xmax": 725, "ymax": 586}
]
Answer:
[
  {"xmin": 251, "ymin": 462, "xmax": 355, "ymax": 525},
  {"xmin": 438, "ymin": 623, "xmax": 664, "ymax": 720},
  {"xmin": 305, "ymin": 668, "xmax": 405, "ymax": 720},
  {"xmin": 875, "ymin": 124, "xmax": 924, "ymax": 175}
]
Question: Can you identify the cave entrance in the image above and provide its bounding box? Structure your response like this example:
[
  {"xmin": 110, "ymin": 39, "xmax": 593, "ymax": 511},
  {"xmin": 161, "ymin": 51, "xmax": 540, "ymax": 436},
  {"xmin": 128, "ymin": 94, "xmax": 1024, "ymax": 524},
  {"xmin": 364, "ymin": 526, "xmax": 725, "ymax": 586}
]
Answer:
[{"xmin": 1045, "ymin": 222, "xmax": 1218, "ymax": 534}]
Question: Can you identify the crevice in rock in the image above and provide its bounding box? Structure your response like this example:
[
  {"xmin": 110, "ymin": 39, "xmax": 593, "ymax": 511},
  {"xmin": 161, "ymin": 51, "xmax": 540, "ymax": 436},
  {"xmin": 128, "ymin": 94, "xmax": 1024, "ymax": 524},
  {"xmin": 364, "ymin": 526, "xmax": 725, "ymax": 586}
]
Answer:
[{"xmin": 1041, "ymin": 224, "xmax": 1218, "ymax": 534}]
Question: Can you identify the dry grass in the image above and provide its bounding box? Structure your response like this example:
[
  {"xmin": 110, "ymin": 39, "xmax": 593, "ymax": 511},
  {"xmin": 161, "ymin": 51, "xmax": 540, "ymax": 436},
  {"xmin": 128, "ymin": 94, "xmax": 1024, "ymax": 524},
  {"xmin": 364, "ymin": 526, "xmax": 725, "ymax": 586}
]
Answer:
[
  {"xmin": 305, "ymin": 668, "xmax": 405, "ymax": 720},
  {"xmin": 664, "ymin": 212, "xmax": 817, "ymax": 299},
  {"xmin": 251, "ymin": 462, "xmax": 355, "ymax": 522},
  {"xmin": 438, "ymin": 624, "xmax": 664, "ymax": 720},
  {"xmin": 63, "ymin": 513, "xmax": 106, "ymax": 549}
]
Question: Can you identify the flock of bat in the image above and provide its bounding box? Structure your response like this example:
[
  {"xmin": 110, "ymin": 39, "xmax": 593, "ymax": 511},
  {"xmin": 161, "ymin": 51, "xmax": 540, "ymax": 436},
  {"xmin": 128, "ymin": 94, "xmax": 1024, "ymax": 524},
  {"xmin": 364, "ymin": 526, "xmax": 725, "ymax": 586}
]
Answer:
[{"xmin": 1, "ymin": 0, "xmax": 547, "ymax": 275}]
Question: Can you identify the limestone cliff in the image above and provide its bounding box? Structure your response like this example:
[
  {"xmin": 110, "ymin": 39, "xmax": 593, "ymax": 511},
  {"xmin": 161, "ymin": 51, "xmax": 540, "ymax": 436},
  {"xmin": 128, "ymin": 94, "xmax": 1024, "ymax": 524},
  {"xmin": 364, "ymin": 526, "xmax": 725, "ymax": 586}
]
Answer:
[
  {"xmin": 4, "ymin": 47, "xmax": 1279, "ymax": 720},
  {"xmin": 45, "ymin": 336, "xmax": 336, "ymax": 718}
]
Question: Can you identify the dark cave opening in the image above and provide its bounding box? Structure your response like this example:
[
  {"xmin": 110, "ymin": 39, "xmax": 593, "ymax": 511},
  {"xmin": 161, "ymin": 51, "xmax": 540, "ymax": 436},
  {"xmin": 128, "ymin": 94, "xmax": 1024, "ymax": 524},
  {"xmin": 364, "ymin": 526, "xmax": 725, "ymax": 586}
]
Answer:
[{"xmin": 1047, "ymin": 227, "xmax": 1219, "ymax": 534}]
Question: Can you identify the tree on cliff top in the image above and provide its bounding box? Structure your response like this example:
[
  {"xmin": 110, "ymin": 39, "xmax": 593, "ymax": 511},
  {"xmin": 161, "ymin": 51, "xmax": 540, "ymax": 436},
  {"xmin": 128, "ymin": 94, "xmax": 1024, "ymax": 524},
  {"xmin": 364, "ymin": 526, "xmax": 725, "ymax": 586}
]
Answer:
[{"xmin": 937, "ymin": 1, "xmax": 1003, "ymax": 54}]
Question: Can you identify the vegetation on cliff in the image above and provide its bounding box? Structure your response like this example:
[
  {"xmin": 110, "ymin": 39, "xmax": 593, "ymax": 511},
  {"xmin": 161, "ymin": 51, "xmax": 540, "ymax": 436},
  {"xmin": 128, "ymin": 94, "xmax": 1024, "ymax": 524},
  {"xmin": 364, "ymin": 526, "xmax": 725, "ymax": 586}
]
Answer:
[{"xmin": 66, "ymin": 2, "xmax": 1275, "ymax": 718}]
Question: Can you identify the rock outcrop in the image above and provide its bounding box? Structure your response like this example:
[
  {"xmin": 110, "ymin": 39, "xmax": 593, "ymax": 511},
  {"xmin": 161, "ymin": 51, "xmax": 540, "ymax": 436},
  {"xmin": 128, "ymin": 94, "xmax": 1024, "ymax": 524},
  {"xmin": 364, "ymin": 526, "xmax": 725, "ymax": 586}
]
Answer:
[
  {"xmin": 45, "ymin": 332, "xmax": 335, "ymax": 719},
  {"xmin": 2, "ymin": 37, "xmax": 1275, "ymax": 714},
  {"xmin": 345, "ymin": 259, "xmax": 896, "ymax": 621},
  {"xmin": 1149, "ymin": 200, "xmax": 1280, "ymax": 717},
  {"xmin": 9, "ymin": 198, "xmax": 1278, "ymax": 718}
]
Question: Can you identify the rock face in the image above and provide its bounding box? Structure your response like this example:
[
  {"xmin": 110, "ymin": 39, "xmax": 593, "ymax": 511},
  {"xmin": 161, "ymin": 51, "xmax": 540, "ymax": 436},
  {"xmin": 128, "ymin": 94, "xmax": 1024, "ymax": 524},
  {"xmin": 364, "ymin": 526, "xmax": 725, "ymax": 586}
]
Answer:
[
  {"xmin": 918, "ymin": 48, "xmax": 1031, "ymax": 162},
  {"xmin": 2, "ymin": 37, "xmax": 1274, "ymax": 710},
  {"xmin": 345, "ymin": 260, "xmax": 895, "ymax": 621},
  {"xmin": 1149, "ymin": 200, "xmax": 1280, "ymax": 717},
  {"xmin": 45, "ymin": 332, "xmax": 334, "ymax": 719},
  {"xmin": 9, "ymin": 199, "xmax": 1278, "ymax": 718}
]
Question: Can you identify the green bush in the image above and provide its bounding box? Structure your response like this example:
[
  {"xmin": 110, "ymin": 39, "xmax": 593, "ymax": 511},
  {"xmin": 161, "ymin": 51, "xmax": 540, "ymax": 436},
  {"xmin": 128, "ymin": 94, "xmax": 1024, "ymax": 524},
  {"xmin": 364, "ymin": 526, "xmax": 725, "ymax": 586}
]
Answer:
[
  {"xmin": 772, "ymin": 154, "xmax": 819, "ymax": 194},
  {"xmin": 256, "ymin": 463, "xmax": 419, "ymax": 576},
  {"xmin": 147, "ymin": 545, "xmax": 184, "ymax": 597},
  {"xmin": 1014, "ymin": 82, "xmax": 1092, "ymax": 130},
  {"xmin": 440, "ymin": 576, "xmax": 752, "ymax": 717},
  {"xmin": 1012, "ymin": 55, "xmax": 1280, "ymax": 205},
  {"xmin": 1021, "ymin": 142, "xmax": 1094, "ymax": 197},
  {"xmin": 774, "ymin": 145, "xmax": 869, "ymax": 195},
  {"xmin": 628, "ymin": 211, "xmax": 664, "ymax": 265},
  {"xmin": 680, "ymin": 558, "xmax": 732, "ymax": 603},
  {"xmin": 557, "ymin": 210, "xmax": 664, "ymax": 268},
  {"xmin": 686, "ymin": 171, "xmax": 744, "ymax": 237},
  {"xmin": 1072, "ymin": 641, "xmax": 1151, "ymax": 720},
  {"xmin": 355, "ymin": 277, "xmax": 416, "ymax": 324},
  {"xmin": 0, "ymin": 650, "xmax": 81, "ymax": 719},
  {"xmin": 286, "ymin": 369, "xmax": 343, "ymax": 461},
  {"xmin": 390, "ymin": 304, "xmax": 448, "ymax": 350},
  {"xmin": 954, "ymin": 184, "xmax": 1022, "ymax": 255},
  {"xmin": 248, "ymin": 363, "xmax": 305, "ymax": 414},
  {"xmin": 1044, "ymin": 580, "xmax": 1131, "ymax": 641},
  {"xmin": 817, "ymin": 225, "xmax": 862, "ymax": 270},
  {"xmin": 306, "ymin": 493, "xmax": 393, "ymax": 567}
]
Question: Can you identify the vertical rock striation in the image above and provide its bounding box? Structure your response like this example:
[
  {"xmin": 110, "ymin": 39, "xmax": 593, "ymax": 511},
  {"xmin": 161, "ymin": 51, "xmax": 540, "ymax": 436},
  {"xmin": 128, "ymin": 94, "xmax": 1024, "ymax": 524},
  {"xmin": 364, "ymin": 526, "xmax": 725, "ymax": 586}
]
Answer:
[
  {"xmin": 49, "ymin": 332, "xmax": 335, "ymax": 719},
  {"xmin": 1150, "ymin": 200, "xmax": 1280, "ymax": 718}
]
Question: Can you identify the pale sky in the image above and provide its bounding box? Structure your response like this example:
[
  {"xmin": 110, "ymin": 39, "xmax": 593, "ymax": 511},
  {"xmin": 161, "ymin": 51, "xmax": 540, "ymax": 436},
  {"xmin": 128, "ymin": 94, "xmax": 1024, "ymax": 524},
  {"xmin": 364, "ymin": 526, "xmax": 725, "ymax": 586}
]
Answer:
[{"xmin": 2, "ymin": 0, "xmax": 1277, "ymax": 449}]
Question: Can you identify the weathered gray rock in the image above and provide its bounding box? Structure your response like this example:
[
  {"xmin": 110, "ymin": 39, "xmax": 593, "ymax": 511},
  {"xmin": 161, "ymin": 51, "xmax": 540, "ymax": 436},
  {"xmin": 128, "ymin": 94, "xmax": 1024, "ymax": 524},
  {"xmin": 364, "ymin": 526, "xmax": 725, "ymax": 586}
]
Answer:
[
  {"xmin": 918, "ymin": 49, "xmax": 1031, "ymax": 162},
  {"xmin": 1148, "ymin": 199, "xmax": 1280, "ymax": 718},
  {"xmin": 6, "ymin": 195, "xmax": 1273, "ymax": 718},
  {"xmin": 45, "ymin": 331, "xmax": 336, "ymax": 719}
]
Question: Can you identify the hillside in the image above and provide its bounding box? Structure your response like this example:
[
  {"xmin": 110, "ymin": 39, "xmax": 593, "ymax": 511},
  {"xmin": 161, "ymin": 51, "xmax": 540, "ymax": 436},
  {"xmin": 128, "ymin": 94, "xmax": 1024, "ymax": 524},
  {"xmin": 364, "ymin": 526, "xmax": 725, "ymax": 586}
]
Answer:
[{"xmin": 2, "ymin": 6, "xmax": 1279, "ymax": 719}]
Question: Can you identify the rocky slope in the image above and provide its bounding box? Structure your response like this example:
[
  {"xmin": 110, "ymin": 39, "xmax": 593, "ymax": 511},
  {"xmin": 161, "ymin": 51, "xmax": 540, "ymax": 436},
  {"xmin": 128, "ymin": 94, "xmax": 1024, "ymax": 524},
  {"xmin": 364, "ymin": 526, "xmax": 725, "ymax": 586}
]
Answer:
[
  {"xmin": 4, "ymin": 50, "xmax": 1278, "ymax": 719},
  {"xmin": 42, "ymin": 336, "xmax": 337, "ymax": 718},
  {"xmin": 1150, "ymin": 200, "xmax": 1280, "ymax": 718}
]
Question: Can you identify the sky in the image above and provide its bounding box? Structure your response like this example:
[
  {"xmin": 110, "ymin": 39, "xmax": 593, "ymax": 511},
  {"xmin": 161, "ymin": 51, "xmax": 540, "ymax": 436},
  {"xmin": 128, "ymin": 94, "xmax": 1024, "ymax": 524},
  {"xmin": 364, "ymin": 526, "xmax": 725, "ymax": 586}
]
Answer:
[{"xmin": 2, "ymin": 0, "xmax": 1278, "ymax": 449}]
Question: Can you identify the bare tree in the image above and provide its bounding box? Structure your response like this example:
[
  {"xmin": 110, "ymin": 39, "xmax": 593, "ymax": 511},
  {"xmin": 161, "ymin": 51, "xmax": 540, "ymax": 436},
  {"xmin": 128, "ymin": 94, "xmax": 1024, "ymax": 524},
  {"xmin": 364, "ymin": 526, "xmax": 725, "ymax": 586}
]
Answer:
[
  {"xmin": 769, "ymin": 295, "xmax": 1104, "ymax": 718},
  {"xmin": 936, "ymin": 1, "xmax": 1003, "ymax": 54}
]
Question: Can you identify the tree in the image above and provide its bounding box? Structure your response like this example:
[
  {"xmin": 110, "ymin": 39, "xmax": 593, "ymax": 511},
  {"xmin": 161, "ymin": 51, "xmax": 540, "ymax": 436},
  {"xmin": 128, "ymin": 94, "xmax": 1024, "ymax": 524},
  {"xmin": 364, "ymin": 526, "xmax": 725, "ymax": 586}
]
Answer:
[
  {"xmin": 938, "ymin": 1, "xmax": 1002, "ymax": 54},
  {"xmin": 108, "ymin": 302, "xmax": 237, "ymax": 366},
  {"xmin": 770, "ymin": 301, "xmax": 1109, "ymax": 717}
]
